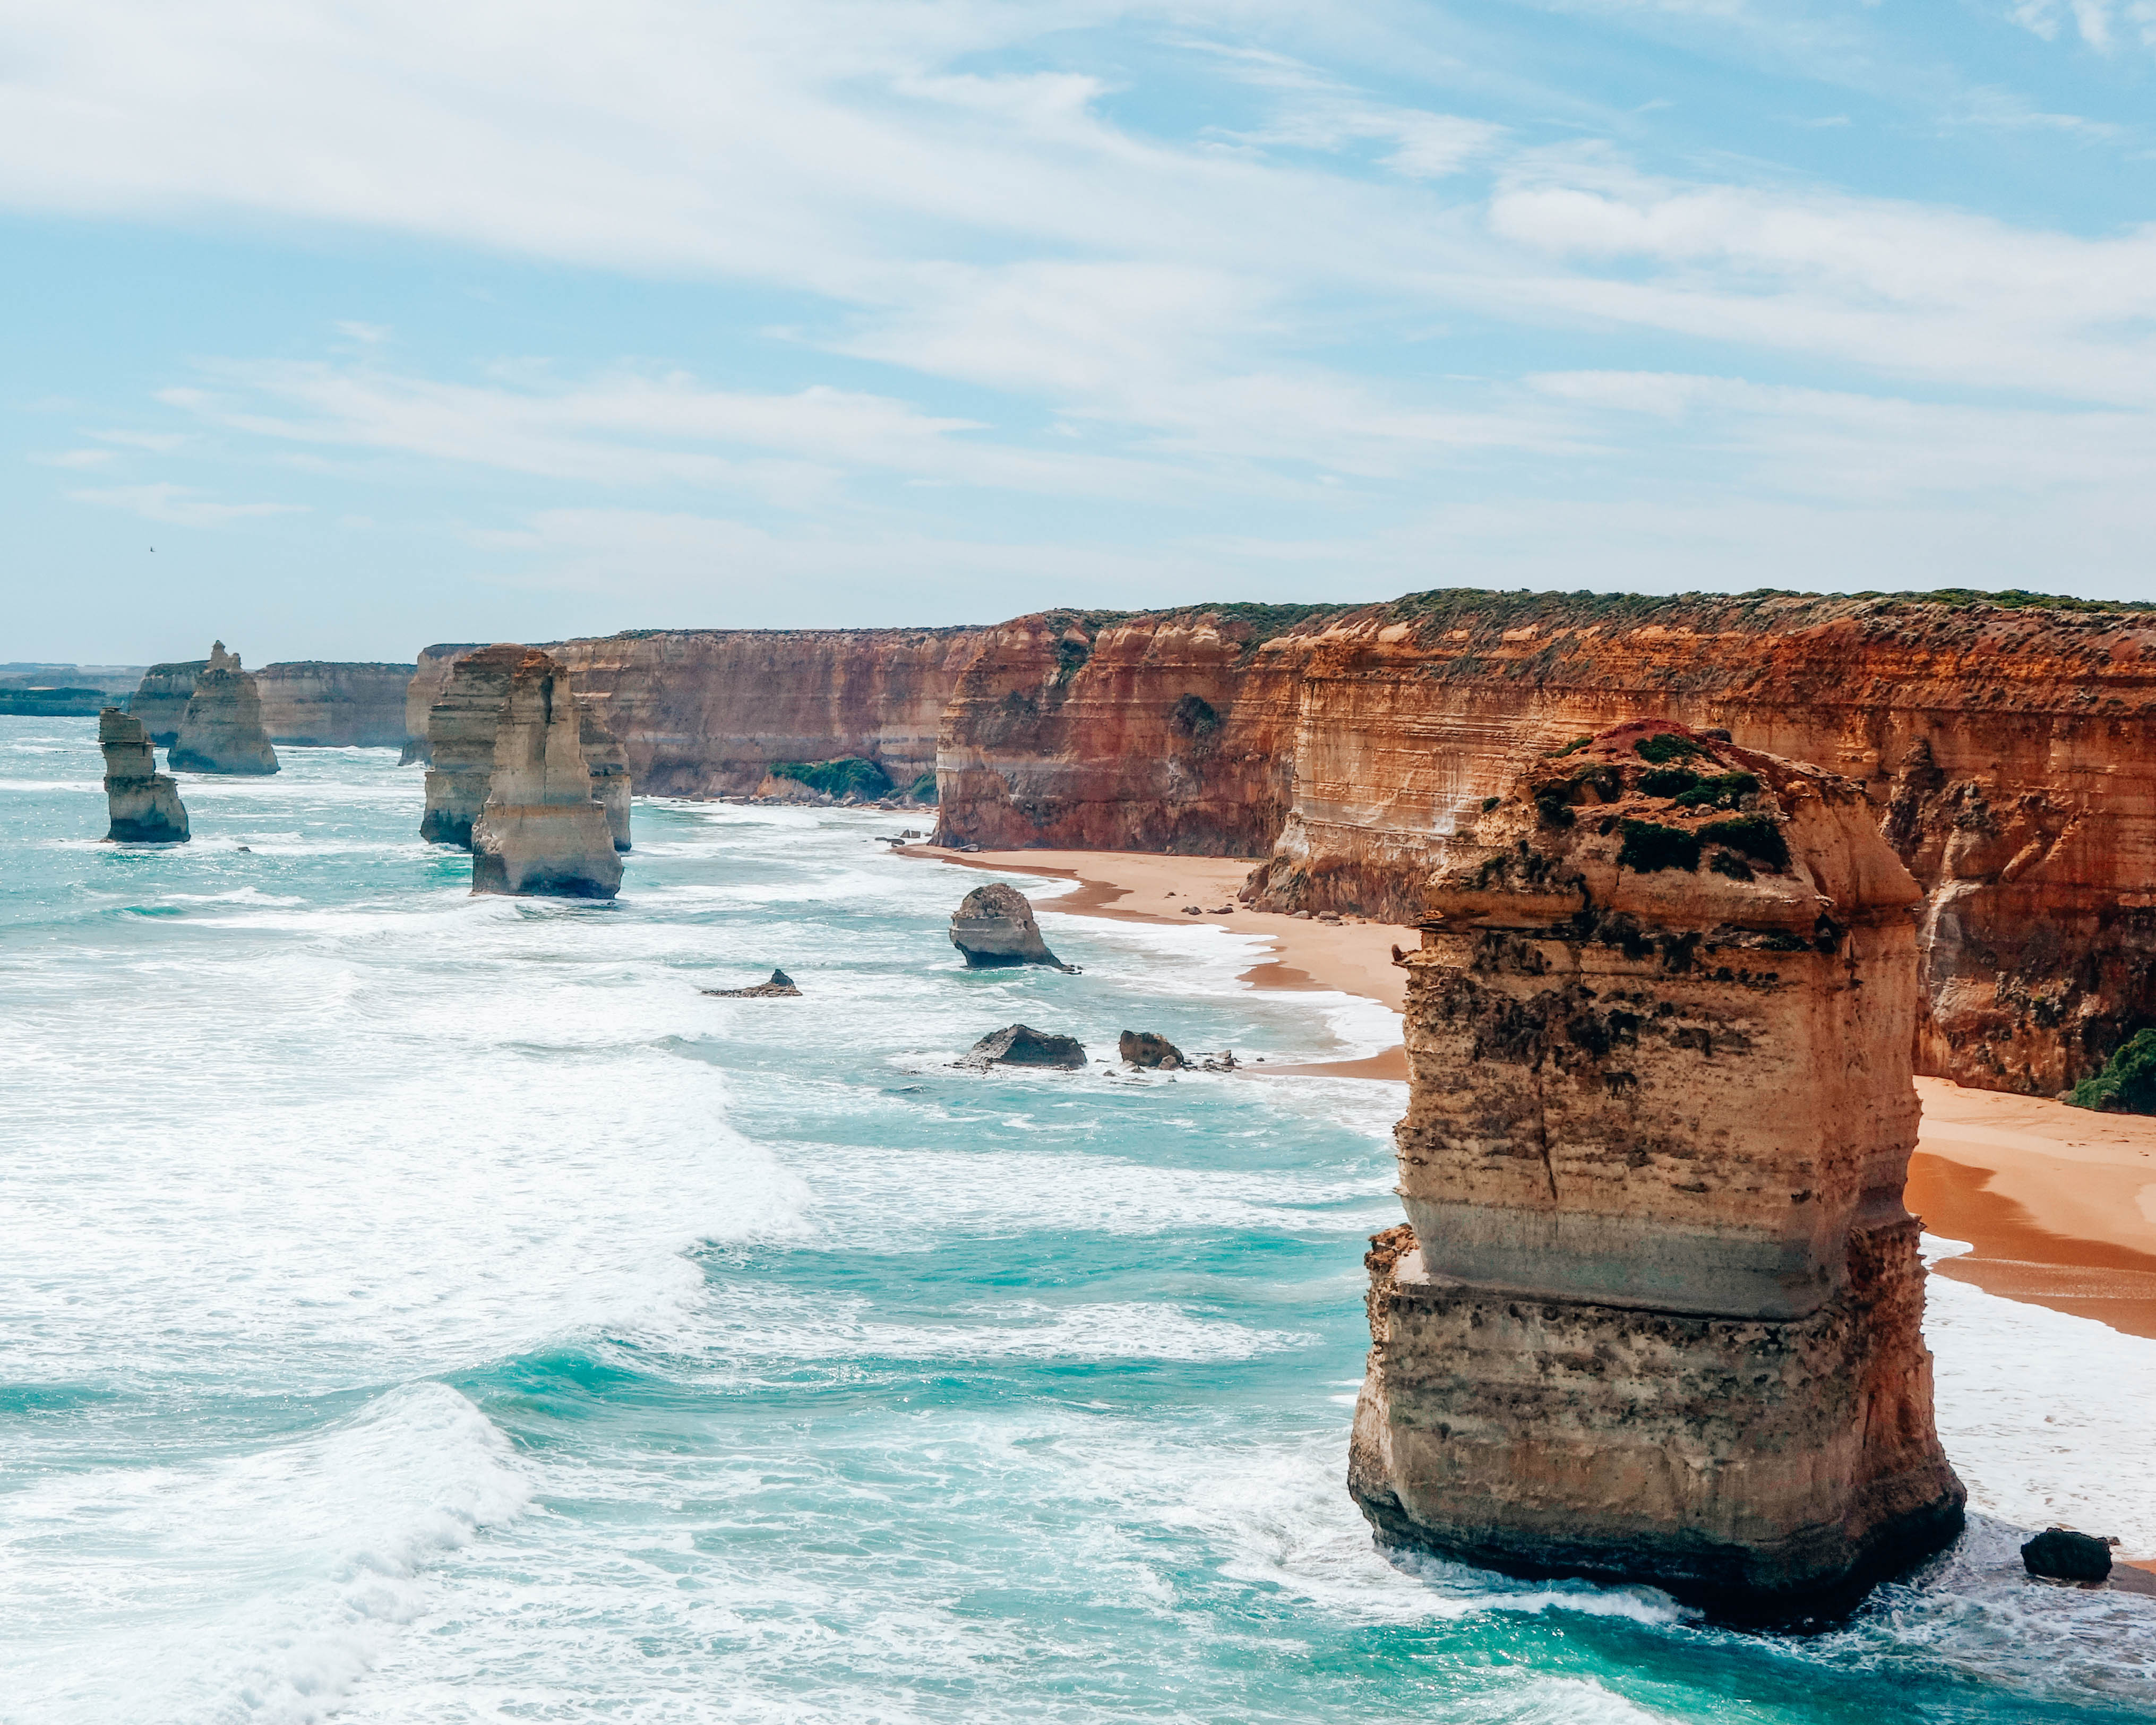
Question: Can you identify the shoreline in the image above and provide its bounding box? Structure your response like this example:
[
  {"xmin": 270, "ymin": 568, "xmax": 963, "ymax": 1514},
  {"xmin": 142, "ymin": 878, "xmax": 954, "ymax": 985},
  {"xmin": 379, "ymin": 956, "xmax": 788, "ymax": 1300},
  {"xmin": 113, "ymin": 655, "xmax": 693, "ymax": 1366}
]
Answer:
[{"xmin": 900, "ymin": 841, "xmax": 2156, "ymax": 1343}]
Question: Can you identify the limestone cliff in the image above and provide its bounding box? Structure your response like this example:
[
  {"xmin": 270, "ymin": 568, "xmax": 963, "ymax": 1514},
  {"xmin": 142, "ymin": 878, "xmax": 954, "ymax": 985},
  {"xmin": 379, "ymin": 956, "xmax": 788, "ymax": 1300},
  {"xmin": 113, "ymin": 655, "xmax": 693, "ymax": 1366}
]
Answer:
[
  {"xmin": 548, "ymin": 628, "xmax": 985, "ymax": 797},
  {"xmin": 470, "ymin": 650, "xmax": 623, "ymax": 898},
  {"xmin": 128, "ymin": 659, "xmax": 208, "ymax": 745},
  {"xmin": 421, "ymin": 645, "xmax": 526, "ymax": 846},
  {"xmin": 401, "ymin": 643, "xmax": 485, "ymax": 764},
  {"xmin": 1348, "ymin": 720, "xmax": 1964, "ymax": 1621},
  {"xmin": 170, "ymin": 645, "xmax": 279, "ymax": 776},
  {"xmin": 931, "ymin": 608, "xmax": 1344, "ymax": 855},
  {"xmin": 580, "ymin": 703, "xmax": 632, "ymax": 851},
  {"xmin": 99, "ymin": 708, "xmax": 189, "ymax": 842},
  {"xmin": 255, "ymin": 661, "xmax": 416, "ymax": 748}
]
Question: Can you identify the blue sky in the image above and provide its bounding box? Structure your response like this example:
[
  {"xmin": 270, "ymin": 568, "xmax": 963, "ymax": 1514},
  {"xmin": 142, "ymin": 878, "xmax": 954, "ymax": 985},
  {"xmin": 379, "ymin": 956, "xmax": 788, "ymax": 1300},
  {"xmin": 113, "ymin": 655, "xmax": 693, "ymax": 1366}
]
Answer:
[{"xmin": 5, "ymin": 1, "xmax": 2155, "ymax": 662}]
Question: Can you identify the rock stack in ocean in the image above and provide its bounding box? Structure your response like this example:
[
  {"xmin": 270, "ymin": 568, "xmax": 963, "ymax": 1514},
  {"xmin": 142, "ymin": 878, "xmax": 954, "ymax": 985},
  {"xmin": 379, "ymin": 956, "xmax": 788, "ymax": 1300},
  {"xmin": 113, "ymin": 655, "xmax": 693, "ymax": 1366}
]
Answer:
[
  {"xmin": 169, "ymin": 643, "xmax": 279, "ymax": 775},
  {"xmin": 1347, "ymin": 719, "xmax": 1965, "ymax": 1623},
  {"xmin": 469, "ymin": 649, "xmax": 623, "ymax": 899},
  {"xmin": 581, "ymin": 703, "xmax": 632, "ymax": 851},
  {"xmin": 98, "ymin": 708, "xmax": 189, "ymax": 842},
  {"xmin": 128, "ymin": 659, "xmax": 208, "ymax": 745},
  {"xmin": 421, "ymin": 644, "xmax": 527, "ymax": 846},
  {"xmin": 949, "ymin": 882, "xmax": 1068, "ymax": 970},
  {"xmin": 401, "ymin": 642, "xmax": 486, "ymax": 765}
]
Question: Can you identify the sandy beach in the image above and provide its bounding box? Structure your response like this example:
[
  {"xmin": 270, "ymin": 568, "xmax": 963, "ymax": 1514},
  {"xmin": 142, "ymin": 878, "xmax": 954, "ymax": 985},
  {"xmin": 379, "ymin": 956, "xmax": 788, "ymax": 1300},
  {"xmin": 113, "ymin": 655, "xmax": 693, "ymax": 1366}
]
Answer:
[{"xmin": 906, "ymin": 842, "xmax": 2156, "ymax": 1343}]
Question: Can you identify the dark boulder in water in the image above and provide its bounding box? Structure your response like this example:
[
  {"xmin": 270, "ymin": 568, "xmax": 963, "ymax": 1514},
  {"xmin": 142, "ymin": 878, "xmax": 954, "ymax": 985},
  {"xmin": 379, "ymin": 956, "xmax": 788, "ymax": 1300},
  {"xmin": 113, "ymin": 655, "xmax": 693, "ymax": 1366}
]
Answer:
[
  {"xmin": 950, "ymin": 882, "xmax": 1070, "ymax": 970},
  {"xmin": 1118, "ymin": 1030, "xmax": 1184, "ymax": 1069},
  {"xmin": 703, "ymin": 968, "xmax": 802, "ymax": 998},
  {"xmin": 2022, "ymin": 1528, "xmax": 2112, "ymax": 1582},
  {"xmin": 963, "ymin": 1024, "xmax": 1086, "ymax": 1069}
]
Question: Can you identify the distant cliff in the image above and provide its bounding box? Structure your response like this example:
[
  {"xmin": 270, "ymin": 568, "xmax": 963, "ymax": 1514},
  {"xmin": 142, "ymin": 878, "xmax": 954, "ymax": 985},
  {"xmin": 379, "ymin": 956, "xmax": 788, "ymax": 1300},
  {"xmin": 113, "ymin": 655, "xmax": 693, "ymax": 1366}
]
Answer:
[{"xmin": 256, "ymin": 661, "xmax": 416, "ymax": 748}]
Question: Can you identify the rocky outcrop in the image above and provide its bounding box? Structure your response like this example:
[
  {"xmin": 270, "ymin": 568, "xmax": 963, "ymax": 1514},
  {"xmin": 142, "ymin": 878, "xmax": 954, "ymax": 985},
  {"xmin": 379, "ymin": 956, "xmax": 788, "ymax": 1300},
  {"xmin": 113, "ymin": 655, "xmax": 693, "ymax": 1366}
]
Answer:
[
  {"xmin": 170, "ymin": 645, "xmax": 279, "ymax": 775},
  {"xmin": 99, "ymin": 708, "xmax": 188, "ymax": 842},
  {"xmin": 401, "ymin": 643, "xmax": 486, "ymax": 764},
  {"xmin": 949, "ymin": 882, "xmax": 1068, "ymax": 969},
  {"xmin": 255, "ymin": 661, "xmax": 417, "ymax": 748},
  {"xmin": 469, "ymin": 650, "xmax": 623, "ymax": 899},
  {"xmin": 1348, "ymin": 720, "xmax": 1964, "ymax": 1623},
  {"xmin": 2022, "ymin": 1529, "xmax": 2112, "ymax": 1581},
  {"xmin": 580, "ymin": 705, "xmax": 632, "ymax": 851},
  {"xmin": 1118, "ymin": 1031, "xmax": 1184, "ymax": 1068},
  {"xmin": 701, "ymin": 968, "xmax": 801, "ymax": 997},
  {"xmin": 421, "ymin": 645, "xmax": 527, "ymax": 846},
  {"xmin": 549, "ymin": 628, "xmax": 985, "ymax": 797},
  {"xmin": 128, "ymin": 659, "xmax": 208, "ymax": 745},
  {"xmin": 961, "ymin": 1024, "xmax": 1087, "ymax": 1069}
]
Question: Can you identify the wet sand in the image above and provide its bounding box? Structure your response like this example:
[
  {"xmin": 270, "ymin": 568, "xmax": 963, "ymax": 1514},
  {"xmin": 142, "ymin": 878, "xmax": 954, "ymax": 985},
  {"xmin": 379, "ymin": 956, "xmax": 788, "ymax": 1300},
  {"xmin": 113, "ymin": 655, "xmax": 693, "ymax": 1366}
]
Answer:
[{"xmin": 901, "ymin": 843, "xmax": 2156, "ymax": 1338}]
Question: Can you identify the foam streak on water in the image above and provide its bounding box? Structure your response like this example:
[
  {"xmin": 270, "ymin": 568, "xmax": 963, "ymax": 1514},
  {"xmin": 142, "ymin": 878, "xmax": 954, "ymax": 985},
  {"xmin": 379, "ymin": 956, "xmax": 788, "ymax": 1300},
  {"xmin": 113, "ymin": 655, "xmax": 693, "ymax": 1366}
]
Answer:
[{"xmin": 1, "ymin": 719, "xmax": 2150, "ymax": 1724}]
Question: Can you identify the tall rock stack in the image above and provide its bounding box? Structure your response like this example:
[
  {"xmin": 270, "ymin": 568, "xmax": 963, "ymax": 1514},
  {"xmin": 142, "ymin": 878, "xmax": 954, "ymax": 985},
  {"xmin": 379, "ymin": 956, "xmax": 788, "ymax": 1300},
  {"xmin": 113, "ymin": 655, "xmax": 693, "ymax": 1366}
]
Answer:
[
  {"xmin": 98, "ymin": 708, "xmax": 189, "ymax": 842},
  {"xmin": 469, "ymin": 650, "xmax": 623, "ymax": 899},
  {"xmin": 1348, "ymin": 719, "xmax": 1964, "ymax": 1623},
  {"xmin": 580, "ymin": 703, "xmax": 633, "ymax": 852},
  {"xmin": 401, "ymin": 642, "xmax": 486, "ymax": 765},
  {"xmin": 128, "ymin": 659, "xmax": 209, "ymax": 746},
  {"xmin": 170, "ymin": 643, "xmax": 279, "ymax": 775},
  {"xmin": 421, "ymin": 644, "xmax": 526, "ymax": 846}
]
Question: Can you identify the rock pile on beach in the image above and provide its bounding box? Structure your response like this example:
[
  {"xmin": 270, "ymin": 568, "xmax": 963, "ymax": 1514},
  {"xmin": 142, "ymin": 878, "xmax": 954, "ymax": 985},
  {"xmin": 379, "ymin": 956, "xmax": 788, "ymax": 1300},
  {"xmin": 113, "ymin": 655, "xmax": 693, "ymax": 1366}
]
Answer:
[
  {"xmin": 703, "ymin": 968, "xmax": 802, "ymax": 997},
  {"xmin": 949, "ymin": 882, "xmax": 1070, "ymax": 970},
  {"xmin": 469, "ymin": 649, "xmax": 623, "ymax": 899},
  {"xmin": 1348, "ymin": 719, "xmax": 1965, "ymax": 1624},
  {"xmin": 169, "ymin": 643, "xmax": 279, "ymax": 776},
  {"xmin": 98, "ymin": 708, "xmax": 190, "ymax": 843},
  {"xmin": 963, "ymin": 1024, "xmax": 1086, "ymax": 1069}
]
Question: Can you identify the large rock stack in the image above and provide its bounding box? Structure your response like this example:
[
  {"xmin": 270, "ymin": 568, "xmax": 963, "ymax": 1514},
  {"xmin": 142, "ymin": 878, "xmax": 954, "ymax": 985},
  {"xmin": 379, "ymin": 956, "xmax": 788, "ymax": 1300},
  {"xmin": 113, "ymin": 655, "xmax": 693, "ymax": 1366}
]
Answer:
[
  {"xmin": 98, "ymin": 708, "xmax": 189, "ymax": 842},
  {"xmin": 470, "ymin": 650, "xmax": 623, "ymax": 899},
  {"xmin": 400, "ymin": 642, "xmax": 486, "ymax": 765},
  {"xmin": 421, "ymin": 645, "xmax": 526, "ymax": 846},
  {"xmin": 127, "ymin": 659, "xmax": 208, "ymax": 745},
  {"xmin": 949, "ymin": 882, "xmax": 1067, "ymax": 969},
  {"xmin": 1348, "ymin": 719, "xmax": 1964, "ymax": 1623},
  {"xmin": 169, "ymin": 643, "xmax": 279, "ymax": 775}
]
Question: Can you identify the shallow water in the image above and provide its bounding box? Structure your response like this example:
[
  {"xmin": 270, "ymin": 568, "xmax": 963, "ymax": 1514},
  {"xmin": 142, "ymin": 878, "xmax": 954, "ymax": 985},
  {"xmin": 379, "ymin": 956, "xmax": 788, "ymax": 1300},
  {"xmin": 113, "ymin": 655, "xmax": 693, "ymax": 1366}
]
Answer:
[{"xmin": 2, "ymin": 717, "xmax": 2151, "ymax": 1723}]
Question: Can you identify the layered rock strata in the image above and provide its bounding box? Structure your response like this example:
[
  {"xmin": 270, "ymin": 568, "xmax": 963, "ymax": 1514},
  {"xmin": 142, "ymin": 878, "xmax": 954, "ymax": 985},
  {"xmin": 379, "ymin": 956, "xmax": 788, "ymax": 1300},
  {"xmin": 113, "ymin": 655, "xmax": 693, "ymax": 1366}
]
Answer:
[
  {"xmin": 170, "ymin": 645, "xmax": 279, "ymax": 775},
  {"xmin": 580, "ymin": 705, "xmax": 632, "ymax": 851},
  {"xmin": 255, "ymin": 661, "xmax": 417, "ymax": 748},
  {"xmin": 949, "ymin": 882, "xmax": 1067, "ymax": 969},
  {"xmin": 470, "ymin": 650, "xmax": 622, "ymax": 899},
  {"xmin": 99, "ymin": 708, "xmax": 189, "ymax": 842},
  {"xmin": 421, "ymin": 645, "xmax": 527, "ymax": 846},
  {"xmin": 128, "ymin": 659, "xmax": 209, "ymax": 745},
  {"xmin": 1348, "ymin": 720, "xmax": 1964, "ymax": 1621},
  {"xmin": 401, "ymin": 643, "xmax": 486, "ymax": 764}
]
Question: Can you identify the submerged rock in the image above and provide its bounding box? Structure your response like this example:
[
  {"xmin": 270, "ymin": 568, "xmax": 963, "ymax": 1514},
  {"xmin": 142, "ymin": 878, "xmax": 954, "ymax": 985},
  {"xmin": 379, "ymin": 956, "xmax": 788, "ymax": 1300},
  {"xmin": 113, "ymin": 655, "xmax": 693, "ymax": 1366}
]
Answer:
[
  {"xmin": 2023, "ymin": 1529, "xmax": 2112, "ymax": 1582},
  {"xmin": 99, "ymin": 708, "xmax": 189, "ymax": 842},
  {"xmin": 702, "ymin": 968, "xmax": 802, "ymax": 998},
  {"xmin": 1118, "ymin": 1031, "xmax": 1184, "ymax": 1069},
  {"xmin": 169, "ymin": 644, "xmax": 279, "ymax": 775},
  {"xmin": 963, "ymin": 1024, "xmax": 1086, "ymax": 1069},
  {"xmin": 950, "ymin": 882, "xmax": 1068, "ymax": 970},
  {"xmin": 469, "ymin": 650, "xmax": 623, "ymax": 899},
  {"xmin": 422, "ymin": 643, "xmax": 526, "ymax": 847},
  {"xmin": 1348, "ymin": 719, "xmax": 1964, "ymax": 1625}
]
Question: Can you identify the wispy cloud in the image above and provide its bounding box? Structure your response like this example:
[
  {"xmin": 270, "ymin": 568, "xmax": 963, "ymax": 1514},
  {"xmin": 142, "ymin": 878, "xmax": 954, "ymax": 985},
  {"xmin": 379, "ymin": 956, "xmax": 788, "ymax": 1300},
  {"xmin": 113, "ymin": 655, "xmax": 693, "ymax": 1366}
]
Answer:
[{"xmin": 68, "ymin": 483, "xmax": 307, "ymax": 528}]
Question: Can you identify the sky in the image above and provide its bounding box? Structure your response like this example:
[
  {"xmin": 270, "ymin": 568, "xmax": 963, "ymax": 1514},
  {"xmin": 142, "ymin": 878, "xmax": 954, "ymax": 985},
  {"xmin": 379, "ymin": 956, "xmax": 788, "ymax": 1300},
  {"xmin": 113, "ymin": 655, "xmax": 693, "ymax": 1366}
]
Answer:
[{"xmin": 5, "ymin": 1, "xmax": 2155, "ymax": 662}]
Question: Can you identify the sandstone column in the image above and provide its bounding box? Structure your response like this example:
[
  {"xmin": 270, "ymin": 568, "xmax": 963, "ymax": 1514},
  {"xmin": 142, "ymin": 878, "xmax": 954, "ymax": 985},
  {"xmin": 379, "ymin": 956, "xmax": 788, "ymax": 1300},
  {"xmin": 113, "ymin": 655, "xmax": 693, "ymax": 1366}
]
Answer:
[
  {"xmin": 1348, "ymin": 719, "xmax": 1964, "ymax": 1622},
  {"xmin": 422, "ymin": 644, "xmax": 526, "ymax": 846},
  {"xmin": 99, "ymin": 708, "xmax": 190, "ymax": 842},
  {"xmin": 170, "ymin": 643, "xmax": 279, "ymax": 775},
  {"xmin": 469, "ymin": 650, "xmax": 623, "ymax": 898},
  {"xmin": 580, "ymin": 703, "xmax": 632, "ymax": 852}
]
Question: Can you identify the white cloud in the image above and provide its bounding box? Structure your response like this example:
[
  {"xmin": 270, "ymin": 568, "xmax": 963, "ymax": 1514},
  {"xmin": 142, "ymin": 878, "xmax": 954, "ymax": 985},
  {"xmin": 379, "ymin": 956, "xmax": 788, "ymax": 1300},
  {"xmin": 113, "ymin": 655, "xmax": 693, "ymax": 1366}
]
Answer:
[
  {"xmin": 29, "ymin": 449, "xmax": 113, "ymax": 468},
  {"xmin": 68, "ymin": 483, "xmax": 307, "ymax": 528}
]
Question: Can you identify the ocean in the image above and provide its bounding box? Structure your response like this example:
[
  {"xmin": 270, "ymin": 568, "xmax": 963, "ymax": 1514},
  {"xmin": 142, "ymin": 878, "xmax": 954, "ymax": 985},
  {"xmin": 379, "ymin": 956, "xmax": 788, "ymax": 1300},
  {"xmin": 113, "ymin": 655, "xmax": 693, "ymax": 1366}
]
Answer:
[{"xmin": 3, "ymin": 717, "xmax": 2152, "ymax": 1724}]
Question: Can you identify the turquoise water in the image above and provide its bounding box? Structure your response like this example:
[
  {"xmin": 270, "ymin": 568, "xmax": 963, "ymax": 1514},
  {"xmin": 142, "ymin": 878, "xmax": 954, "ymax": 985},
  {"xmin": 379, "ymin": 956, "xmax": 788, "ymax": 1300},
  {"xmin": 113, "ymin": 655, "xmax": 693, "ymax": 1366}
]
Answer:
[{"xmin": 3, "ymin": 716, "xmax": 2152, "ymax": 1723}]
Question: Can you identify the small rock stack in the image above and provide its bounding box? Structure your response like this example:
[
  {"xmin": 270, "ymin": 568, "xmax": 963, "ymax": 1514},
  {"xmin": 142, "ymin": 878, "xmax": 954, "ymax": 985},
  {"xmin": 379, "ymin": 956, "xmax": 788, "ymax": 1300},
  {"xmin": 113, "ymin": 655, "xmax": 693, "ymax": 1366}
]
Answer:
[
  {"xmin": 170, "ymin": 642, "xmax": 279, "ymax": 775},
  {"xmin": 1348, "ymin": 719, "xmax": 1965, "ymax": 1622},
  {"xmin": 949, "ymin": 882, "xmax": 1068, "ymax": 970},
  {"xmin": 98, "ymin": 708, "xmax": 189, "ymax": 843}
]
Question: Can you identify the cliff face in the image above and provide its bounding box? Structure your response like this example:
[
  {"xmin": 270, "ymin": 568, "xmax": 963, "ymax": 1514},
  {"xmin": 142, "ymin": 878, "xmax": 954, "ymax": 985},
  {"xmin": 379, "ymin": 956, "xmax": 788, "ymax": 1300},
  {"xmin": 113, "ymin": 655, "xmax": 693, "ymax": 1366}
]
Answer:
[
  {"xmin": 401, "ymin": 643, "xmax": 485, "ymax": 764},
  {"xmin": 99, "ymin": 708, "xmax": 189, "ymax": 842},
  {"xmin": 1232, "ymin": 594, "xmax": 2156, "ymax": 1094},
  {"xmin": 470, "ymin": 650, "xmax": 623, "ymax": 898},
  {"xmin": 255, "ymin": 661, "xmax": 416, "ymax": 748},
  {"xmin": 129, "ymin": 660, "xmax": 207, "ymax": 746},
  {"xmin": 931, "ymin": 610, "xmax": 1341, "ymax": 854},
  {"xmin": 422, "ymin": 645, "xmax": 526, "ymax": 847},
  {"xmin": 548, "ymin": 629, "xmax": 984, "ymax": 796},
  {"xmin": 1348, "ymin": 721, "xmax": 1963, "ymax": 1620},
  {"xmin": 579, "ymin": 704, "xmax": 632, "ymax": 851},
  {"xmin": 170, "ymin": 645, "xmax": 279, "ymax": 776}
]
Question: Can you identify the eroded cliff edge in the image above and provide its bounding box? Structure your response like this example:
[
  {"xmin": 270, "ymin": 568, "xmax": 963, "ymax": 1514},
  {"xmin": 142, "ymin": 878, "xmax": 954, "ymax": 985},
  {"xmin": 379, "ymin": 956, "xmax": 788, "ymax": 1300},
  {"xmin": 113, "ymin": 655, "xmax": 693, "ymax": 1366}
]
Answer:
[{"xmin": 1347, "ymin": 720, "xmax": 1964, "ymax": 1623}]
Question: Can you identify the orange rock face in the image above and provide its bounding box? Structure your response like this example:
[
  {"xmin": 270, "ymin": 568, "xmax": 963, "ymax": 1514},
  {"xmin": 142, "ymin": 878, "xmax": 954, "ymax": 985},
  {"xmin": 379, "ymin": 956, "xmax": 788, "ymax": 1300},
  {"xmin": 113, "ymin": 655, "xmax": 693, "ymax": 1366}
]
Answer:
[
  {"xmin": 470, "ymin": 650, "xmax": 622, "ymax": 899},
  {"xmin": 1348, "ymin": 720, "xmax": 1964, "ymax": 1621}
]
